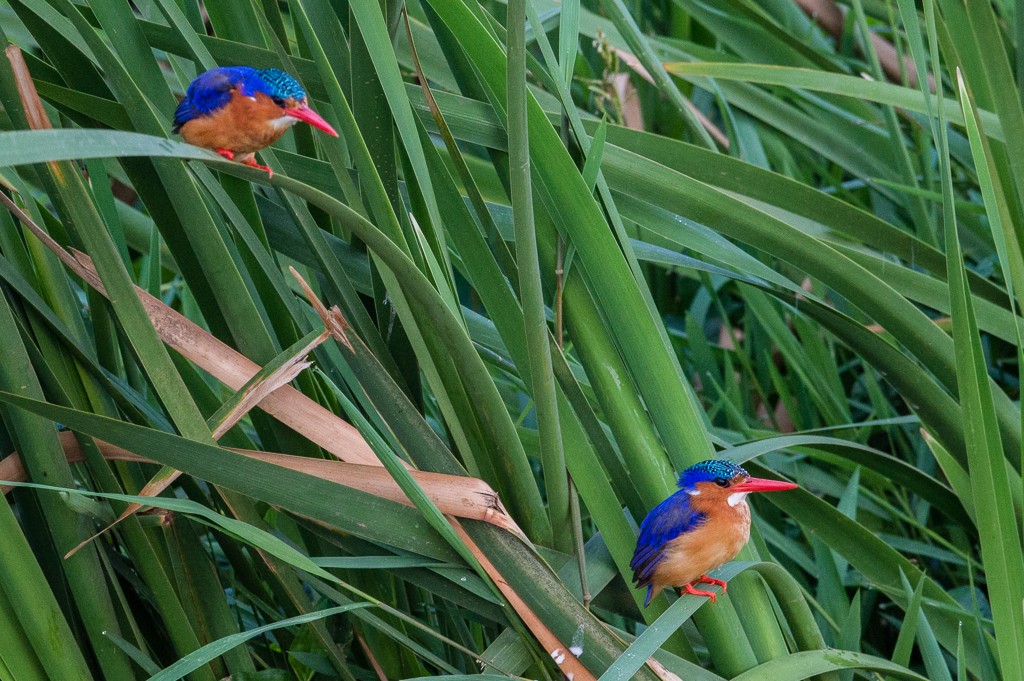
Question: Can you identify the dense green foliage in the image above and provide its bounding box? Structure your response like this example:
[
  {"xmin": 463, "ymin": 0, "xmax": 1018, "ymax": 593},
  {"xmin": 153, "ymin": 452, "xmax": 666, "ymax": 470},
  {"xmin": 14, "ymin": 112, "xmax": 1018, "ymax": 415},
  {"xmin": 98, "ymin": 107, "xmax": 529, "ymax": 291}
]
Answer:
[{"xmin": 1, "ymin": 0, "xmax": 1023, "ymax": 679}]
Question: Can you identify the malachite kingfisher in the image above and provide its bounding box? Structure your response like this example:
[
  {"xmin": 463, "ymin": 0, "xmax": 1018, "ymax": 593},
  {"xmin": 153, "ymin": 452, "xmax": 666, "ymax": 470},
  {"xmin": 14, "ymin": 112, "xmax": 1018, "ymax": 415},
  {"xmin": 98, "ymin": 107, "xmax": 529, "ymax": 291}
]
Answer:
[
  {"xmin": 172, "ymin": 66, "xmax": 338, "ymax": 177},
  {"xmin": 631, "ymin": 459, "xmax": 798, "ymax": 607}
]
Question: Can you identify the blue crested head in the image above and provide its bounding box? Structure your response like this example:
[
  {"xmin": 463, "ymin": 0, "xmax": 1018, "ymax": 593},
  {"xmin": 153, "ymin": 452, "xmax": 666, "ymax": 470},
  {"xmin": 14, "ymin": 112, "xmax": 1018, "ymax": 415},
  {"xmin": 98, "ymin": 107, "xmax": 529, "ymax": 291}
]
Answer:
[
  {"xmin": 172, "ymin": 66, "xmax": 308, "ymax": 132},
  {"xmin": 255, "ymin": 68, "xmax": 307, "ymax": 102},
  {"xmin": 677, "ymin": 459, "xmax": 748, "ymax": 492}
]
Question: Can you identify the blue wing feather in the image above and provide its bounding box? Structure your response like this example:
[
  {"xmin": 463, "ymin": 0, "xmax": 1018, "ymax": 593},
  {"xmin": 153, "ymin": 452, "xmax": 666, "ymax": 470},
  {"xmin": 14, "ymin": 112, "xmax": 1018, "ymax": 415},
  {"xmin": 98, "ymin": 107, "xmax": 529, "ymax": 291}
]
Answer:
[
  {"xmin": 172, "ymin": 67, "xmax": 262, "ymax": 132},
  {"xmin": 630, "ymin": 492, "xmax": 706, "ymax": 600}
]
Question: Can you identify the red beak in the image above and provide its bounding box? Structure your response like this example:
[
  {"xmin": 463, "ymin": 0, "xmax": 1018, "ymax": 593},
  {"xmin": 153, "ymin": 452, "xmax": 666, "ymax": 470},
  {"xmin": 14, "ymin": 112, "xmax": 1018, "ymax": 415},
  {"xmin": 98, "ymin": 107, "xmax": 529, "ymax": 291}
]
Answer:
[
  {"xmin": 730, "ymin": 477, "xmax": 798, "ymax": 493},
  {"xmin": 285, "ymin": 105, "xmax": 339, "ymax": 137}
]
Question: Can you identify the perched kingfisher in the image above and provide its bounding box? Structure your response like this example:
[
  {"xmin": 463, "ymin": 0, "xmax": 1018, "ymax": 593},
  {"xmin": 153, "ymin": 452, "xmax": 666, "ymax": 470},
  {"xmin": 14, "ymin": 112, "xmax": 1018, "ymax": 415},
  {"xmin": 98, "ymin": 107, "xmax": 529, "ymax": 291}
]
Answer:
[
  {"xmin": 172, "ymin": 66, "xmax": 338, "ymax": 177},
  {"xmin": 631, "ymin": 459, "xmax": 797, "ymax": 607}
]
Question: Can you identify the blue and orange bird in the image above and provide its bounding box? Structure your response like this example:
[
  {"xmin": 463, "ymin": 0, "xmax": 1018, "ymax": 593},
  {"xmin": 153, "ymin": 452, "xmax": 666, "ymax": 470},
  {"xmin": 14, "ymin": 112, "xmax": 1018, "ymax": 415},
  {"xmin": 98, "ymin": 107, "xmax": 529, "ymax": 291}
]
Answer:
[
  {"xmin": 172, "ymin": 66, "xmax": 338, "ymax": 177},
  {"xmin": 631, "ymin": 460, "xmax": 797, "ymax": 607}
]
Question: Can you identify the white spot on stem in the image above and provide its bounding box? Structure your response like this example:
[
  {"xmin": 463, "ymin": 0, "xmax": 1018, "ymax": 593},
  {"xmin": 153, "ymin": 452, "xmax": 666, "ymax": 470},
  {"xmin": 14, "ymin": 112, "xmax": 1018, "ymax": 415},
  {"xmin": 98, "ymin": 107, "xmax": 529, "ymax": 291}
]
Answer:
[{"xmin": 570, "ymin": 624, "xmax": 584, "ymax": 656}]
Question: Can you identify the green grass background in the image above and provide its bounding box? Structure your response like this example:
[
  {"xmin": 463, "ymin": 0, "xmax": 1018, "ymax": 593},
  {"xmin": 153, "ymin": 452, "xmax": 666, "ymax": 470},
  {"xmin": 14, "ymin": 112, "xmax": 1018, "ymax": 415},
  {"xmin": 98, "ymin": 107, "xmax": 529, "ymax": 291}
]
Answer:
[{"xmin": 0, "ymin": 0, "xmax": 1022, "ymax": 679}]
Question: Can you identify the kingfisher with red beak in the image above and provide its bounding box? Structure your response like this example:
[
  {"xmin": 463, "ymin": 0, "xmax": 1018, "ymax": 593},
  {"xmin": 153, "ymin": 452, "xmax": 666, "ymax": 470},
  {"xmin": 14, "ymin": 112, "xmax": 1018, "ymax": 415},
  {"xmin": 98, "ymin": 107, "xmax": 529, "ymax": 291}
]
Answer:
[
  {"xmin": 631, "ymin": 459, "xmax": 798, "ymax": 607},
  {"xmin": 172, "ymin": 66, "xmax": 338, "ymax": 177}
]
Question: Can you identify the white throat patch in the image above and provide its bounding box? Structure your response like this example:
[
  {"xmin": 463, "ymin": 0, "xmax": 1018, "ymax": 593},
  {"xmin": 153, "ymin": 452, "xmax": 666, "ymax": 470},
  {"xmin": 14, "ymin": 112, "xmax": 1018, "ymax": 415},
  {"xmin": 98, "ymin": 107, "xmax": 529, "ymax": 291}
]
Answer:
[
  {"xmin": 727, "ymin": 492, "xmax": 749, "ymax": 507},
  {"xmin": 686, "ymin": 489, "xmax": 701, "ymax": 496},
  {"xmin": 269, "ymin": 115, "xmax": 300, "ymax": 130}
]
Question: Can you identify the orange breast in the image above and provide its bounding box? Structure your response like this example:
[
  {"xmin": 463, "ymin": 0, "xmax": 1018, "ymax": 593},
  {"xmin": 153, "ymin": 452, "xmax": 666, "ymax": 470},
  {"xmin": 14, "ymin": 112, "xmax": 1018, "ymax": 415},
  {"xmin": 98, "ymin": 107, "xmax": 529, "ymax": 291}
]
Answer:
[
  {"xmin": 179, "ymin": 91, "xmax": 289, "ymax": 155},
  {"xmin": 649, "ymin": 501, "xmax": 750, "ymax": 591}
]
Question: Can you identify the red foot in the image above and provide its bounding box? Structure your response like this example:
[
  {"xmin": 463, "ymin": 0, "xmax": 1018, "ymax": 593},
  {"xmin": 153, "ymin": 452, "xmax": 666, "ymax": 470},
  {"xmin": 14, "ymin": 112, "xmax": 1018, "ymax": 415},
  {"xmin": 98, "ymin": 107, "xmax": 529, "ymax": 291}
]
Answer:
[
  {"xmin": 680, "ymin": 583, "xmax": 718, "ymax": 603},
  {"xmin": 697, "ymin": 575, "xmax": 728, "ymax": 591},
  {"xmin": 240, "ymin": 156, "xmax": 273, "ymax": 178},
  {"xmin": 214, "ymin": 148, "xmax": 235, "ymax": 161}
]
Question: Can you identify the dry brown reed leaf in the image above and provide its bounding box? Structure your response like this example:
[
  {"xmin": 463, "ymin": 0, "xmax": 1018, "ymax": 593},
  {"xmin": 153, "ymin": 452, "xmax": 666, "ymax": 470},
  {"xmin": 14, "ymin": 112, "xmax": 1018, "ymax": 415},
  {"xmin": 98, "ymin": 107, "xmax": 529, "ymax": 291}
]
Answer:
[
  {"xmin": 211, "ymin": 331, "xmax": 331, "ymax": 438},
  {"xmin": 607, "ymin": 72, "xmax": 644, "ymax": 131},
  {"xmin": 289, "ymin": 267, "xmax": 355, "ymax": 353},
  {"xmin": 0, "ymin": 432, "xmax": 524, "ymax": 536},
  {"xmin": 451, "ymin": 522, "xmax": 597, "ymax": 681},
  {"xmin": 5, "ymin": 45, "xmax": 51, "ymax": 131},
  {"xmin": 605, "ymin": 44, "xmax": 729, "ymax": 147},
  {"xmin": 353, "ymin": 628, "xmax": 389, "ymax": 681},
  {"xmin": 644, "ymin": 656, "xmax": 683, "ymax": 681}
]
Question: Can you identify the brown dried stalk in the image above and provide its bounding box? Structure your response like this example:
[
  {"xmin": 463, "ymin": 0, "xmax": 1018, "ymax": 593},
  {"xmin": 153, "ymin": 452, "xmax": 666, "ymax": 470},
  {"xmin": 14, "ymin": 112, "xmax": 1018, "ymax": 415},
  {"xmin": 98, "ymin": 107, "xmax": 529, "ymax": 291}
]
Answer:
[{"xmin": 0, "ymin": 432, "xmax": 522, "ymax": 535}]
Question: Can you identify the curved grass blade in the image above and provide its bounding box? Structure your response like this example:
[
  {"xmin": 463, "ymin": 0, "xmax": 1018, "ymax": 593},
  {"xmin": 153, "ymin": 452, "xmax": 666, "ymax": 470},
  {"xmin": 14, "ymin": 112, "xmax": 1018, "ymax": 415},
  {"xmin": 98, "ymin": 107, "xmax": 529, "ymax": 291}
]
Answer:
[
  {"xmin": 662, "ymin": 62, "xmax": 1002, "ymax": 139},
  {"xmin": 946, "ymin": 69, "xmax": 1024, "ymax": 681},
  {"xmin": 146, "ymin": 603, "xmax": 373, "ymax": 681},
  {"xmin": 597, "ymin": 562, "xmax": 751, "ymax": 681},
  {"xmin": 728, "ymin": 650, "xmax": 929, "ymax": 681}
]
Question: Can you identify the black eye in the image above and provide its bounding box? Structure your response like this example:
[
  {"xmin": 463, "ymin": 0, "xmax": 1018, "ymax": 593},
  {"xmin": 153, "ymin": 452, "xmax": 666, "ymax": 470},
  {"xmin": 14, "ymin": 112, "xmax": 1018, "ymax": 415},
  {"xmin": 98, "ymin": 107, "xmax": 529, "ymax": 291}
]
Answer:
[
  {"xmin": 714, "ymin": 477, "xmax": 729, "ymax": 487},
  {"xmin": 271, "ymin": 96, "xmax": 285, "ymax": 106}
]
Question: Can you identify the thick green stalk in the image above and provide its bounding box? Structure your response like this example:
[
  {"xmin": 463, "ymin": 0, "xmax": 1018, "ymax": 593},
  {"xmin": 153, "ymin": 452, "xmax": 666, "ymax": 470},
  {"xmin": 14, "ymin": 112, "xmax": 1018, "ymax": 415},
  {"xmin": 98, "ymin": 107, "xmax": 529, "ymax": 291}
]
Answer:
[
  {"xmin": 752, "ymin": 563, "xmax": 831, "ymax": 655},
  {"xmin": 507, "ymin": 0, "xmax": 569, "ymax": 552},
  {"xmin": 728, "ymin": 562, "xmax": 792, "ymax": 664},
  {"xmin": 561, "ymin": 281, "xmax": 676, "ymax": 509}
]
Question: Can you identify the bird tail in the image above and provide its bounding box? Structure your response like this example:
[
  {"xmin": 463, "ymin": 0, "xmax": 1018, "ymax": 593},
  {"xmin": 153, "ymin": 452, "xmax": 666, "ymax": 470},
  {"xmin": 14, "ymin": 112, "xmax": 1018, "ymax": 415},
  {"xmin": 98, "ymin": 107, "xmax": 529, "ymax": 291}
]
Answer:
[
  {"xmin": 643, "ymin": 585, "xmax": 654, "ymax": 608},
  {"xmin": 171, "ymin": 99, "xmax": 193, "ymax": 134}
]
